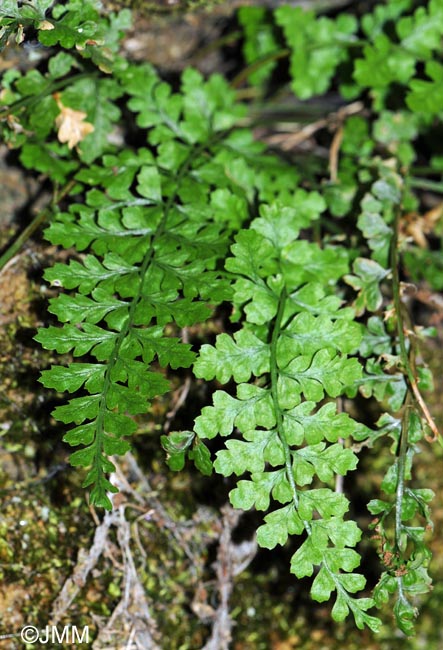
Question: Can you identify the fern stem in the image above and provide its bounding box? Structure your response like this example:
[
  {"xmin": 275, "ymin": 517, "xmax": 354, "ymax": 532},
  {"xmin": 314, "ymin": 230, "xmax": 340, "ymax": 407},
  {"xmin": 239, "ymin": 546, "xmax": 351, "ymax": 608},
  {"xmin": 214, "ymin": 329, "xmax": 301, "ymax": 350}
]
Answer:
[
  {"xmin": 269, "ymin": 288, "xmax": 361, "ymax": 605},
  {"xmin": 269, "ymin": 288, "xmax": 302, "ymax": 513},
  {"xmin": 93, "ymin": 130, "xmax": 226, "ymax": 485},
  {"xmin": 409, "ymin": 177, "xmax": 443, "ymax": 193},
  {"xmin": 390, "ymin": 204, "xmax": 413, "ymax": 553},
  {"xmin": 395, "ymin": 397, "xmax": 411, "ymax": 549},
  {"xmin": 230, "ymin": 49, "xmax": 290, "ymax": 89},
  {"xmin": 396, "ymin": 575, "xmax": 412, "ymax": 610}
]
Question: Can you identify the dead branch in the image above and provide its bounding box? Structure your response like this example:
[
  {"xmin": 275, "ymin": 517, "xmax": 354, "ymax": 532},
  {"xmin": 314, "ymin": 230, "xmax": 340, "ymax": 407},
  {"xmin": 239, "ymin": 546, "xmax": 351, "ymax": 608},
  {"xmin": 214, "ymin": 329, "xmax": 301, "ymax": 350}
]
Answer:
[
  {"xmin": 50, "ymin": 509, "xmax": 120, "ymax": 625},
  {"xmin": 50, "ymin": 453, "xmax": 224, "ymax": 648},
  {"xmin": 262, "ymin": 100, "xmax": 364, "ymax": 152},
  {"xmin": 113, "ymin": 454, "xmax": 198, "ymax": 568},
  {"xmin": 202, "ymin": 504, "xmax": 257, "ymax": 650},
  {"xmin": 164, "ymin": 374, "xmax": 192, "ymax": 433},
  {"xmin": 92, "ymin": 504, "xmax": 160, "ymax": 650}
]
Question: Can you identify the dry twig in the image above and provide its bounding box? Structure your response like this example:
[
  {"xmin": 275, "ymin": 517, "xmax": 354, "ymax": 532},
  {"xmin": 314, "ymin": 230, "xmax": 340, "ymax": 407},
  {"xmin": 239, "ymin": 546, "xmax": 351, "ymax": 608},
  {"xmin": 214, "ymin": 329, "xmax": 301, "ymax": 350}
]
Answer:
[
  {"xmin": 262, "ymin": 100, "xmax": 363, "ymax": 152},
  {"xmin": 202, "ymin": 505, "xmax": 257, "ymax": 650},
  {"xmin": 50, "ymin": 509, "xmax": 120, "ymax": 625},
  {"xmin": 92, "ymin": 504, "xmax": 160, "ymax": 650}
]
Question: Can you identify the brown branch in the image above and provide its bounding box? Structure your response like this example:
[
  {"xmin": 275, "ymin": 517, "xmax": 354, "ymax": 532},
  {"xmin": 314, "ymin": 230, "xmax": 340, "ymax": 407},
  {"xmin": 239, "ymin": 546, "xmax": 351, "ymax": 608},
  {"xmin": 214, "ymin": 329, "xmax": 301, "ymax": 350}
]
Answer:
[
  {"xmin": 202, "ymin": 505, "xmax": 257, "ymax": 650},
  {"xmin": 261, "ymin": 101, "xmax": 363, "ymax": 152},
  {"xmin": 50, "ymin": 509, "xmax": 120, "ymax": 625},
  {"xmin": 329, "ymin": 124, "xmax": 343, "ymax": 183},
  {"xmin": 391, "ymin": 205, "xmax": 440, "ymax": 443},
  {"xmin": 164, "ymin": 373, "xmax": 192, "ymax": 433},
  {"xmin": 410, "ymin": 376, "xmax": 440, "ymax": 442},
  {"xmin": 112, "ymin": 454, "xmax": 198, "ymax": 568},
  {"xmin": 92, "ymin": 505, "xmax": 160, "ymax": 650}
]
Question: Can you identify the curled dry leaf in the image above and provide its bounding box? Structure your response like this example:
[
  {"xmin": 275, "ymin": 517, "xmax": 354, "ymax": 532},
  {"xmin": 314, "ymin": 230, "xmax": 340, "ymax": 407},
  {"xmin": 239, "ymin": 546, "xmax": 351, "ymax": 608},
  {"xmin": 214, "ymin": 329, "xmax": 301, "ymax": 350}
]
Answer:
[
  {"xmin": 54, "ymin": 92, "xmax": 94, "ymax": 149},
  {"xmin": 38, "ymin": 21, "xmax": 55, "ymax": 31},
  {"xmin": 401, "ymin": 203, "xmax": 443, "ymax": 248},
  {"xmin": 7, "ymin": 114, "xmax": 25, "ymax": 133},
  {"xmin": 15, "ymin": 24, "xmax": 24, "ymax": 44}
]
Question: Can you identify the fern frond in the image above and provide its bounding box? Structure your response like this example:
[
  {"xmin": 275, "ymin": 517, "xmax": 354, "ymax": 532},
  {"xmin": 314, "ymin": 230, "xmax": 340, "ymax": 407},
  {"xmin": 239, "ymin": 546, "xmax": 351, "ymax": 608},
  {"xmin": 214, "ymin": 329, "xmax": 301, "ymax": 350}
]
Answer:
[{"xmin": 190, "ymin": 202, "xmax": 381, "ymax": 631}]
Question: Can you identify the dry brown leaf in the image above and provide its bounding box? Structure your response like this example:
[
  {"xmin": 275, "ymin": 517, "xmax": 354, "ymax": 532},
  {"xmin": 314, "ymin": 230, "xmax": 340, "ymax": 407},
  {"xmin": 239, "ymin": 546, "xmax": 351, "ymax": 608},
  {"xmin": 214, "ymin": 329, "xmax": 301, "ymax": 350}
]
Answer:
[
  {"xmin": 401, "ymin": 202, "xmax": 443, "ymax": 248},
  {"xmin": 6, "ymin": 113, "xmax": 25, "ymax": 133},
  {"xmin": 38, "ymin": 20, "xmax": 55, "ymax": 31},
  {"xmin": 54, "ymin": 93, "xmax": 94, "ymax": 149},
  {"xmin": 15, "ymin": 24, "xmax": 24, "ymax": 44},
  {"xmin": 423, "ymin": 202, "xmax": 443, "ymax": 229}
]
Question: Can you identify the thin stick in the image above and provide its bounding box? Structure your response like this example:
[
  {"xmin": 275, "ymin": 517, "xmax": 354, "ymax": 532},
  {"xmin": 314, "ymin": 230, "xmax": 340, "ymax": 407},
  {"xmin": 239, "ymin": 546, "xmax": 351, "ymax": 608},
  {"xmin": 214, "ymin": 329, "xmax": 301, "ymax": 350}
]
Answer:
[
  {"xmin": 0, "ymin": 178, "xmax": 76, "ymax": 273},
  {"xmin": 262, "ymin": 101, "xmax": 363, "ymax": 152},
  {"xmin": 329, "ymin": 124, "xmax": 343, "ymax": 182},
  {"xmin": 391, "ymin": 205, "xmax": 440, "ymax": 442},
  {"xmin": 230, "ymin": 48, "xmax": 290, "ymax": 89}
]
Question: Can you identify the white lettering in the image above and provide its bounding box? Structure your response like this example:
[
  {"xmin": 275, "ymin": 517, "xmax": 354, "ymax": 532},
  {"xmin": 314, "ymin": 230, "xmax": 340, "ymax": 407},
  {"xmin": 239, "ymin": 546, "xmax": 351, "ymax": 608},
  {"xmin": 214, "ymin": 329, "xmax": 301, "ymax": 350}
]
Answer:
[
  {"xmin": 72, "ymin": 626, "xmax": 90, "ymax": 644},
  {"xmin": 39, "ymin": 627, "xmax": 50, "ymax": 644},
  {"xmin": 51, "ymin": 626, "xmax": 70, "ymax": 643}
]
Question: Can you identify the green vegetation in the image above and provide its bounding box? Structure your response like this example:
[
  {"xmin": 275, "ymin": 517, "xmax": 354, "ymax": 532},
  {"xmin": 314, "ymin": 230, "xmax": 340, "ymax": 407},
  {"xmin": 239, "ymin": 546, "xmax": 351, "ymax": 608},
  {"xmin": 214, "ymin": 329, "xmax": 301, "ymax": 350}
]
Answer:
[{"xmin": 1, "ymin": 0, "xmax": 442, "ymax": 642}]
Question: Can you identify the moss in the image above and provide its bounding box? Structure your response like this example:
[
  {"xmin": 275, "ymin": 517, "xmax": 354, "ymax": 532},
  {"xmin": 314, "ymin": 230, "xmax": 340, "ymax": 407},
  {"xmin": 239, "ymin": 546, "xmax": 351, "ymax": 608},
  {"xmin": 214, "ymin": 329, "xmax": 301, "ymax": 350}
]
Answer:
[{"xmin": 103, "ymin": 0, "xmax": 226, "ymax": 17}]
